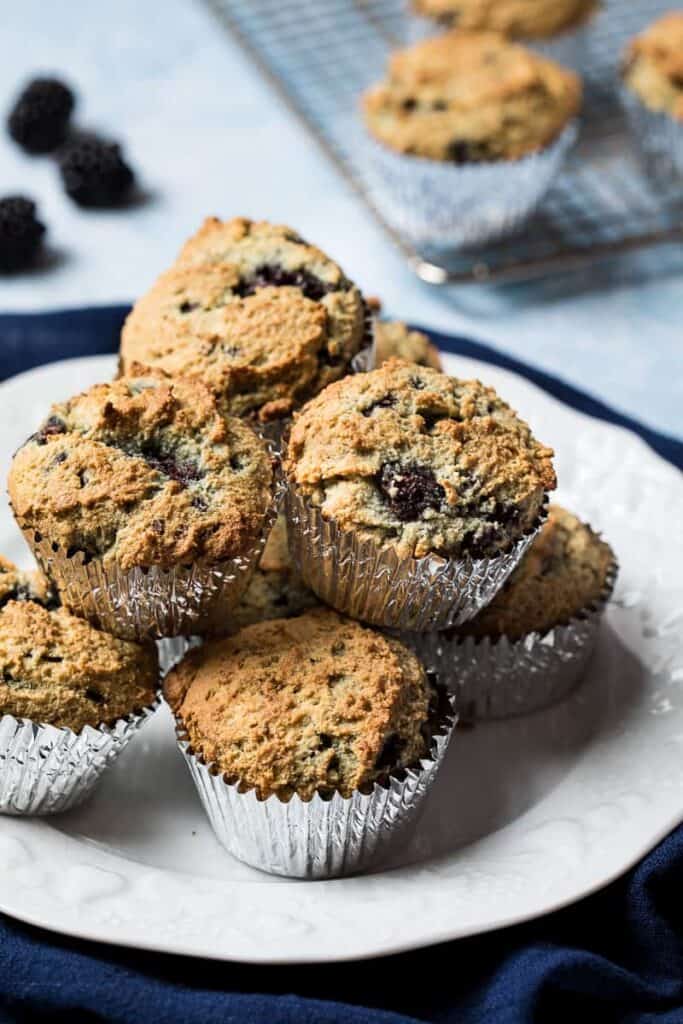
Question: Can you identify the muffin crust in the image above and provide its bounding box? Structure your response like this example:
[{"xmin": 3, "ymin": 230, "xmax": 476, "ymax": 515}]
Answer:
[
  {"xmin": 165, "ymin": 608, "xmax": 433, "ymax": 800},
  {"xmin": 0, "ymin": 554, "xmax": 55, "ymax": 609},
  {"xmin": 375, "ymin": 320, "xmax": 442, "ymax": 371},
  {"xmin": 9, "ymin": 372, "xmax": 275, "ymax": 572},
  {"xmin": 411, "ymin": 0, "xmax": 598, "ymax": 39},
  {"xmin": 285, "ymin": 359, "xmax": 555, "ymax": 559},
  {"xmin": 120, "ymin": 218, "xmax": 368, "ymax": 423},
  {"xmin": 623, "ymin": 13, "xmax": 683, "ymax": 121},
  {"xmin": 362, "ymin": 30, "xmax": 581, "ymax": 162}
]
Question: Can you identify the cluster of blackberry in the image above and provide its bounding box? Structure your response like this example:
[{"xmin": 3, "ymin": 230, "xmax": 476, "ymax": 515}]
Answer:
[{"xmin": 2, "ymin": 76, "xmax": 137, "ymax": 272}]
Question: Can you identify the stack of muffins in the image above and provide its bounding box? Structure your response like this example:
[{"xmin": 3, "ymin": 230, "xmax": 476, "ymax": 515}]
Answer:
[{"xmin": 0, "ymin": 215, "xmax": 617, "ymax": 878}]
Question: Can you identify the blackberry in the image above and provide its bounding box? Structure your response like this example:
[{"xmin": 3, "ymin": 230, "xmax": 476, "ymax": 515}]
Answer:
[
  {"xmin": 8, "ymin": 77, "xmax": 74, "ymax": 154},
  {"xmin": 58, "ymin": 134, "xmax": 134, "ymax": 207},
  {"xmin": 0, "ymin": 196, "xmax": 46, "ymax": 272}
]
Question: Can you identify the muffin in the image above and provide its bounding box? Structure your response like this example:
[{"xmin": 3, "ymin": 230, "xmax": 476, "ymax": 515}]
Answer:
[
  {"xmin": 361, "ymin": 31, "xmax": 581, "ymax": 246},
  {"xmin": 165, "ymin": 607, "xmax": 454, "ymax": 877},
  {"xmin": 620, "ymin": 13, "xmax": 683, "ymax": 177},
  {"xmin": 0, "ymin": 554, "xmax": 56, "ymax": 609},
  {"xmin": 8, "ymin": 370, "xmax": 279, "ymax": 640},
  {"xmin": 229, "ymin": 514, "xmax": 317, "ymax": 631},
  {"xmin": 410, "ymin": 0, "xmax": 597, "ymax": 38},
  {"xmin": 284, "ymin": 359, "xmax": 555, "ymax": 629},
  {"xmin": 375, "ymin": 320, "xmax": 442, "ymax": 371},
  {"xmin": 120, "ymin": 218, "xmax": 371, "ymax": 432},
  {"xmin": 409, "ymin": 505, "xmax": 618, "ymax": 719},
  {"xmin": 0, "ymin": 597, "xmax": 158, "ymax": 814}
]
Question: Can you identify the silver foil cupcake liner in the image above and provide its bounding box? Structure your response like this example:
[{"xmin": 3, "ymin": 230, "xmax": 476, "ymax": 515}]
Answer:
[
  {"xmin": 172, "ymin": 692, "xmax": 455, "ymax": 879},
  {"xmin": 363, "ymin": 121, "xmax": 578, "ymax": 250},
  {"xmin": 0, "ymin": 696, "xmax": 159, "ymax": 816},
  {"xmin": 285, "ymin": 486, "xmax": 545, "ymax": 631},
  {"xmin": 405, "ymin": 561, "xmax": 618, "ymax": 721},
  {"xmin": 619, "ymin": 84, "xmax": 683, "ymax": 180},
  {"xmin": 16, "ymin": 476, "xmax": 285, "ymax": 642},
  {"xmin": 157, "ymin": 635, "xmax": 202, "ymax": 677}
]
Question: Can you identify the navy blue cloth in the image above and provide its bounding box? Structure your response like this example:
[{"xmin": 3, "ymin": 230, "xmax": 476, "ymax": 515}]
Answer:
[{"xmin": 0, "ymin": 307, "xmax": 682, "ymax": 1024}]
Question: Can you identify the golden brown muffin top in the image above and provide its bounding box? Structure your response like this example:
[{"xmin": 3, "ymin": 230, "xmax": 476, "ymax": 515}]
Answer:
[
  {"xmin": 623, "ymin": 12, "xmax": 683, "ymax": 121},
  {"xmin": 362, "ymin": 30, "xmax": 581, "ymax": 161},
  {"xmin": 9, "ymin": 371, "xmax": 275, "ymax": 572},
  {"xmin": 412, "ymin": 0, "xmax": 598, "ymax": 39},
  {"xmin": 375, "ymin": 320, "xmax": 443, "ymax": 371},
  {"xmin": 165, "ymin": 607, "xmax": 433, "ymax": 800},
  {"xmin": 285, "ymin": 359, "xmax": 555, "ymax": 560},
  {"xmin": 457, "ymin": 504, "xmax": 615, "ymax": 639},
  {"xmin": 0, "ymin": 600, "xmax": 158, "ymax": 732},
  {"xmin": 120, "ymin": 217, "xmax": 368, "ymax": 423},
  {"xmin": 0, "ymin": 554, "xmax": 55, "ymax": 609}
]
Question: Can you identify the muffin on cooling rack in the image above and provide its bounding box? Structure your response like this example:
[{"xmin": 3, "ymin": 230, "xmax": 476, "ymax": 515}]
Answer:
[
  {"xmin": 8, "ymin": 370, "xmax": 279, "ymax": 640},
  {"xmin": 375, "ymin": 319, "xmax": 442, "ymax": 370},
  {"xmin": 120, "ymin": 218, "xmax": 372, "ymax": 436},
  {"xmin": 361, "ymin": 30, "xmax": 581, "ymax": 247},
  {"xmin": 0, "ymin": 554, "xmax": 56, "ymax": 609},
  {"xmin": 409, "ymin": 505, "xmax": 617, "ymax": 719},
  {"xmin": 620, "ymin": 12, "xmax": 683, "ymax": 177},
  {"xmin": 284, "ymin": 359, "xmax": 555, "ymax": 630},
  {"xmin": 165, "ymin": 606, "xmax": 454, "ymax": 878},
  {"xmin": 0, "ymin": 595, "xmax": 158, "ymax": 815}
]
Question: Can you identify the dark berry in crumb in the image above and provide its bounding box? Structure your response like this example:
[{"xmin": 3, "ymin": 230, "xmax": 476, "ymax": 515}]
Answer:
[
  {"xmin": 377, "ymin": 462, "xmax": 445, "ymax": 522},
  {"xmin": 58, "ymin": 134, "xmax": 134, "ymax": 207},
  {"xmin": 0, "ymin": 196, "xmax": 45, "ymax": 272},
  {"xmin": 8, "ymin": 77, "xmax": 74, "ymax": 154}
]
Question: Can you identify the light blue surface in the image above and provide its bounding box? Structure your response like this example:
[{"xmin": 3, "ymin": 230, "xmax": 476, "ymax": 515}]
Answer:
[{"xmin": 0, "ymin": 0, "xmax": 681, "ymax": 438}]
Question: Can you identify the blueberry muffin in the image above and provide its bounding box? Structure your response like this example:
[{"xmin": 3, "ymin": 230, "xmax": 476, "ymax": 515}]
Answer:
[
  {"xmin": 622, "ymin": 13, "xmax": 683, "ymax": 122},
  {"xmin": 8, "ymin": 371, "xmax": 277, "ymax": 638},
  {"xmin": 0, "ymin": 554, "xmax": 56, "ymax": 609},
  {"xmin": 285, "ymin": 359, "xmax": 555, "ymax": 561},
  {"xmin": 0, "ymin": 599, "xmax": 158, "ymax": 733},
  {"xmin": 362, "ymin": 30, "xmax": 581, "ymax": 163},
  {"xmin": 165, "ymin": 607, "xmax": 435, "ymax": 800},
  {"xmin": 375, "ymin": 320, "xmax": 442, "ymax": 371},
  {"xmin": 456, "ymin": 504, "xmax": 615, "ymax": 639},
  {"xmin": 411, "ymin": 0, "xmax": 598, "ymax": 39},
  {"xmin": 120, "ymin": 218, "xmax": 369, "ymax": 424},
  {"xmin": 230, "ymin": 514, "xmax": 317, "ymax": 631}
]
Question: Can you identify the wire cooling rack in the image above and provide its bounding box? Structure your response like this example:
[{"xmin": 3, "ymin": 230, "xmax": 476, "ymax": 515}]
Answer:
[{"xmin": 202, "ymin": 0, "xmax": 683, "ymax": 284}]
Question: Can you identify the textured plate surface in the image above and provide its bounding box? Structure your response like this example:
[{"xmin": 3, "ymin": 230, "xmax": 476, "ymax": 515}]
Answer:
[{"xmin": 0, "ymin": 353, "xmax": 681, "ymax": 963}]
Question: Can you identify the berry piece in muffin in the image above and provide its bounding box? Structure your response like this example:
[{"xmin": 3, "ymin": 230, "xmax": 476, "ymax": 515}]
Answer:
[
  {"xmin": 7, "ymin": 77, "xmax": 74, "ymax": 154},
  {"xmin": 119, "ymin": 218, "xmax": 368, "ymax": 424},
  {"xmin": 0, "ymin": 599, "xmax": 157, "ymax": 733},
  {"xmin": 285, "ymin": 359, "xmax": 555, "ymax": 560},
  {"xmin": 455, "ymin": 504, "xmax": 615, "ymax": 639},
  {"xmin": 622, "ymin": 13, "xmax": 683, "ymax": 122},
  {"xmin": 0, "ymin": 554, "xmax": 56, "ymax": 610},
  {"xmin": 164, "ymin": 607, "xmax": 435, "ymax": 800},
  {"xmin": 375, "ymin": 320, "xmax": 442, "ymax": 371},
  {"xmin": 411, "ymin": 0, "xmax": 598, "ymax": 39},
  {"xmin": 362, "ymin": 30, "xmax": 581, "ymax": 162},
  {"xmin": 230, "ymin": 514, "xmax": 317, "ymax": 631},
  {"xmin": 8, "ymin": 371, "xmax": 275, "ymax": 573}
]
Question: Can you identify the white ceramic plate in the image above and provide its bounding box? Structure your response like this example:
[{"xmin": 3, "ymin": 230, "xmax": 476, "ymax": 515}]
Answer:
[{"xmin": 0, "ymin": 353, "xmax": 681, "ymax": 964}]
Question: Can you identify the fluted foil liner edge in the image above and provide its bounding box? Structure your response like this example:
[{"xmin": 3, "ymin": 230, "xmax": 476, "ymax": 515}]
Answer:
[
  {"xmin": 285, "ymin": 486, "xmax": 546, "ymax": 631},
  {"xmin": 0, "ymin": 695, "xmax": 160, "ymax": 816},
  {"xmin": 172, "ymin": 693, "xmax": 455, "ymax": 879},
  {"xmin": 406, "ymin": 560, "xmax": 618, "ymax": 720}
]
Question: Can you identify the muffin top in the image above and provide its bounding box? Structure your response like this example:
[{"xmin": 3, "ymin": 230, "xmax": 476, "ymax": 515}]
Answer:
[
  {"xmin": 229, "ymin": 514, "xmax": 317, "ymax": 631},
  {"xmin": 285, "ymin": 359, "xmax": 555, "ymax": 560},
  {"xmin": 120, "ymin": 217, "xmax": 368, "ymax": 423},
  {"xmin": 164, "ymin": 607, "xmax": 433, "ymax": 800},
  {"xmin": 411, "ymin": 0, "xmax": 598, "ymax": 39},
  {"xmin": 623, "ymin": 13, "xmax": 683, "ymax": 121},
  {"xmin": 0, "ymin": 554, "xmax": 55, "ymax": 609},
  {"xmin": 375, "ymin": 320, "xmax": 442, "ymax": 371},
  {"xmin": 457, "ymin": 504, "xmax": 615, "ymax": 639},
  {"xmin": 8, "ymin": 372, "xmax": 275, "ymax": 572},
  {"xmin": 0, "ymin": 599, "xmax": 158, "ymax": 732},
  {"xmin": 362, "ymin": 30, "xmax": 581, "ymax": 162}
]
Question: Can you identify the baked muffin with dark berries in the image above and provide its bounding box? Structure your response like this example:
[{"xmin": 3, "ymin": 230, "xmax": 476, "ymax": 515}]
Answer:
[
  {"xmin": 0, "ymin": 554, "xmax": 56, "ymax": 609},
  {"xmin": 411, "ymin": 0, "xmax": 598, "ymax": 41},
  {"xmin": 8, "ymin": 371, "xmax": 278, "ymax": 639},
  {"xmin": 230, "ymin": 514, "xmax": 317, "ymax": 631},
  {"xmin": 284, "ymin": 360, "xmax": 555, "ymax": 629},
  {"xmin": 375, "ymin": 320, "xmax": 442, "ymax": 371},
  {"xmin": 120, "ymin": 218, "xmax": 369, "ymax": 426}
]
